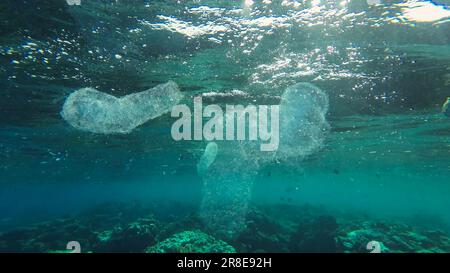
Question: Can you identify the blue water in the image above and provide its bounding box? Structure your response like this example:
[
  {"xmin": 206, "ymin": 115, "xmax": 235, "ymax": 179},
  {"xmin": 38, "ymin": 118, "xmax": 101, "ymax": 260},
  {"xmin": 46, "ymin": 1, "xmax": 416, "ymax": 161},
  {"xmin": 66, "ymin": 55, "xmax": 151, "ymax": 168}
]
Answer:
[{"xmin": 1, "ymin": 0, "xmax": 450, "ymax": 253}]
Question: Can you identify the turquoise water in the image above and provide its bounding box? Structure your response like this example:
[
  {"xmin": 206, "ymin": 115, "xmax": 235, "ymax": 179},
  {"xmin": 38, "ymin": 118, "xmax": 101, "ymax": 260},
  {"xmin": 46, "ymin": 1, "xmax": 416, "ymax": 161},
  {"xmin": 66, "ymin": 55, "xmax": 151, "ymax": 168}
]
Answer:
[{"xmin": 1, "ymin": 0, "xmax": 450, "ymax": 253}]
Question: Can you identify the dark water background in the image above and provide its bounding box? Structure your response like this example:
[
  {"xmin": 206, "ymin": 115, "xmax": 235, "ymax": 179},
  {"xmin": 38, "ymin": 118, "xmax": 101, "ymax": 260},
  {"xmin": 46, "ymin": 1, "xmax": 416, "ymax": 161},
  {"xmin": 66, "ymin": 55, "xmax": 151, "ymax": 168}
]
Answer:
[{"xmin": 0, "ymin": 0, "xmax": 450, "ymax": 252}]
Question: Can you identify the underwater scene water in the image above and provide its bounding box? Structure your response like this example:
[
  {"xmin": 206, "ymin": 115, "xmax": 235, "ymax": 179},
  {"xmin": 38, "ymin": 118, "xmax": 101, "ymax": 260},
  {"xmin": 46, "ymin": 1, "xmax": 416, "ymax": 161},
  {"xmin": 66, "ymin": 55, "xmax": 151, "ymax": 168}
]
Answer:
[{"xmin": 1, "ymin": 0, "xmax": 450, "ymax": 253}]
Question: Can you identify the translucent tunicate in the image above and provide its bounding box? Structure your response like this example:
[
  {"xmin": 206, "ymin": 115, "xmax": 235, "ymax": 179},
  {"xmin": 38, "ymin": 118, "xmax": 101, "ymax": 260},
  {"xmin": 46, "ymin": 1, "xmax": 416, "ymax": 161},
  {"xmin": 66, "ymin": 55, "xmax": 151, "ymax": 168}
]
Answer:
[
  {"xmin": 199, "ymin": 142, "xmax": 259, "ymax": 240},
  {"xmin": 237, "ymin": 82, "xmax": 329, "ymax": 163},
  {"xmin": 197, "ymin": 142, "xmax": 219, "ymax": 176},
  {"xmin": 276, "ymin": 82, "xmax": 329, "ymax": 159},
  {"xmin": 61, "ymin": 81, "xmax": 183, "ymax": 134},
  {"xmin": 199, "ymin": 82, "xmax": 329, "ymax": 239}
]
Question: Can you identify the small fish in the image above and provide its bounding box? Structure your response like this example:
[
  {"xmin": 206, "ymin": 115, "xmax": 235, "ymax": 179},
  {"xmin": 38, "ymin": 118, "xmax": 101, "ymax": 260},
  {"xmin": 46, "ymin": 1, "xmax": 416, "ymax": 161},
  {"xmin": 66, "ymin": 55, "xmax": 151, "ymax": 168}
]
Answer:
[{"xmin": 285, "ymin": 186, "xmax": 296, "ymax": 193}]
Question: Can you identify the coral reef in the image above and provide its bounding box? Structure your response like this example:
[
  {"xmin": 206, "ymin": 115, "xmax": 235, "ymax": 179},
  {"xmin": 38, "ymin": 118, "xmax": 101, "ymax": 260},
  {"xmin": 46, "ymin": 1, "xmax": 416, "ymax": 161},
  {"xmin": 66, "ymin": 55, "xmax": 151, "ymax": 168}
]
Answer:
[
  {"xmin": 336, "ymin": 221, "xmax": 450, "ymax": 253},
  {"xmin": 1, "ymin": 202, "xmax": 450, "ymax": 253},
  {"xmin": 234, "ymin": 205, "xmax": 338, "ymax": 252},
  {"xmin": 145, "ymin": 230, "xmax": 236, "ymax": 253},
  {"xmin": 289, "ymin": 215, "xmax": 339, "ymax": 253},
  {"xmin": 95, "ymin": 215, "xmax": 160, "ymax": 253}
]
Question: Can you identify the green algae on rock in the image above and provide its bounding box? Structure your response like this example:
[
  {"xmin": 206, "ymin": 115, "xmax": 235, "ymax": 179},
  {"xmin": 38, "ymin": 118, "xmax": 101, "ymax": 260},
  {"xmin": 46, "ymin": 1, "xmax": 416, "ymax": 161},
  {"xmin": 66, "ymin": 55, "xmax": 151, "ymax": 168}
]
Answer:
[{"xmin": 145, "ymin": 230, "xmax": 236, "ymax": 253}]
